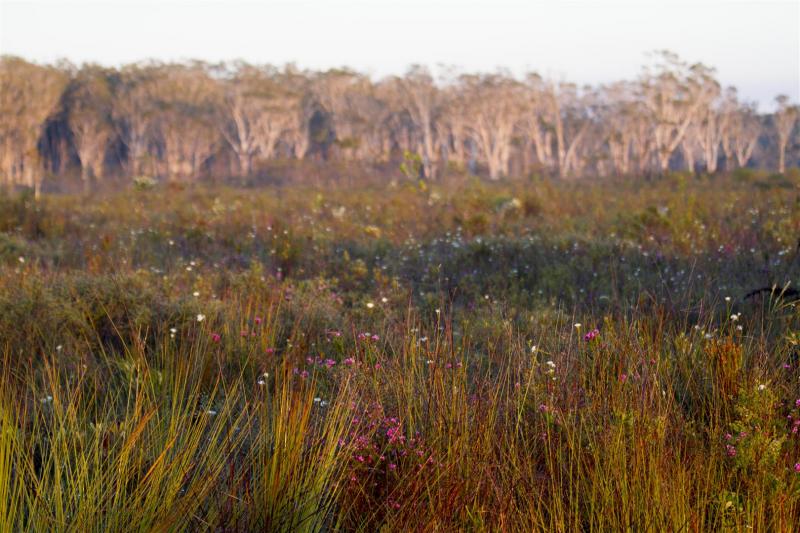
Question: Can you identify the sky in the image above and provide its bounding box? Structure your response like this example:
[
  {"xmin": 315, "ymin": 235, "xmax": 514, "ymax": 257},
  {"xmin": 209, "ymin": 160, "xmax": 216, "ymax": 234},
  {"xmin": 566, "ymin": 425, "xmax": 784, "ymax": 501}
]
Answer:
[{"xmin": 1, "ymin": 0, "xmax": 798, "ymax": 110}]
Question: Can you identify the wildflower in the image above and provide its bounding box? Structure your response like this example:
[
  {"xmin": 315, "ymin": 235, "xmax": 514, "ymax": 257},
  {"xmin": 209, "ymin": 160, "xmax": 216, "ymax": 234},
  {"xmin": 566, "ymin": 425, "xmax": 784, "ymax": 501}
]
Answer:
[
  {"xmin": 193, "ymin": 291, "xmax": 200, "ymax": 297},
  {"xmin": 39, "ymin": 395, "xmax": 53, "ymax": 404},
  {"xmin": 758, "ymin": 384, "xmax": 766, "ymax": 391},
  {"xmin": 366, "ymin": 302, "xmax": 375, "ymax": 309},
  {"xmin": 583, "ymin": 328, "xmax": 600, "ymax": 342},
  {"xmin": 206, "ymin": 410, "xmax": 217, "ymax": 416},
  {"xmin": 196, "ymin": 314, "xmax": 206, "ymax": 322},
  {"xmin": 18, "ymin": 256, "xmax": 24, "ymax": 263},
  {"xmin": 381, "ymin": 297, "xmax": 388, "ymax": 303},
  {"xmin": 56, "ymin": 345, "xmax": 62, "ymax": 352},
  {"xmin": 730, "ymin": 313, "xmax": 739, "ymax": 321},
  {"xmin": 254, "ymin": 316, "xmax": 262, "ymax": 325},
  {"xmin": 211, "ymin": 332, "xmax": 221, "ymax": 343},
  {"xmin": 531, "ymin": 345, "xmax": 538, "ymax": 353},
  {"xmin": 265, "ymin": 347, "xmax": 275, "ymax": 354},
  {"xmin": 619, "ymin": 373, "xmax": 628, "ymax": 383},
  {"xmin": 574, "ymin": 323, "xmax": 582, "ymax": 330},
  {"xmin": 324, "ymin": 358, "xmax": 336, "ymax": 368},
  {"xmin": 795, "ymin": 463, "xmax": 800, "ymax": 473},
  {"xmin": 343, "ymin": 357, "xmax": 355, "ymax": 365},
  {"xmin": 371, "ymin": 334, "xmax": 379, "ymax": 341},
  {"xmin": 388, "ymin": 463, "xmax": 397, "ymax": 471},
  {"xmin": 725, "ymin": 296, "xmax": 731, "ymax": 302},
  {"xmin": 726, "ymin": 444, "xmax": 736, "ymax": 457}
]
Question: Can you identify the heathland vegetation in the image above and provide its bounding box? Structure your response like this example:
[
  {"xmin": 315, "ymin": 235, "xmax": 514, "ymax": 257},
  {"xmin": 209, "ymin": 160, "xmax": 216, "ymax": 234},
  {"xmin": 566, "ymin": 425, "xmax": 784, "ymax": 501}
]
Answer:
[{"xmin": 1, "ymin": 168, "xmax": 800, "ymax": 529}]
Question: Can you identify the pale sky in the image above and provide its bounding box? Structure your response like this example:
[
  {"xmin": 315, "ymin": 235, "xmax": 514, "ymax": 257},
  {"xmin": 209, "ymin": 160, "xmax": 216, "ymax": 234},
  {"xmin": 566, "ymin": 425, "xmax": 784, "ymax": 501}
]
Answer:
[{"xmin": 1, "ymin": 0, "xmax": 798, "ymax": 110}]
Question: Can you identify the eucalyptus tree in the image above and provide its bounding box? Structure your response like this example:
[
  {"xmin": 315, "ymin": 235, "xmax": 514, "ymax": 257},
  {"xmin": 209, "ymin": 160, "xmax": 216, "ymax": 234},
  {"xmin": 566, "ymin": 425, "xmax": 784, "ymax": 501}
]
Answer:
[
  {"xmin": 394, "ymin": 65, "xmax": 442, "ymax": 179},
  {"xmin": 112, "ymin": 63, "xmax": 164, "ymax": 177},
  {"xmin": 638, "ymin": 51, "xmax": 720, "ymax": 173},
  {"xmin": 457, "ymin": 72, "xmax": 525, "ymax": 180},
  {"xmin": 217, "ymin": 62, "xmax": 302, "ymax": 176},
  {"xmin": 774, "ymin": 95, "xmax": 798, "ymax": 174},
  {"xmin": 719, "ymin": 93, "xmax": 761, "ymax": 169},
  {"xmin": 64, "ymin": 64, "xmax": 115, "ymax": 190},
  {"xmin": 150, "ymin": 62, "xmax": 221, "ymax": 180},
  {"xmin": 0, "ymin": 56, "xmax": 68, "ymax": 196}
]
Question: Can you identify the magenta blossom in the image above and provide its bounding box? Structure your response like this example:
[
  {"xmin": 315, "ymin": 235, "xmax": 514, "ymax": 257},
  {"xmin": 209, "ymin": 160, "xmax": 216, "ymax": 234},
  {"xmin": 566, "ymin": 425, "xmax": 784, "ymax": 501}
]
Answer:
[
  {"xmin": 583, "ymin": 328, "xmax": 600, "ymax": 342},
  {"xmin": 795, "ymin": 463, "xmax": 800, "ymax": 473},
  {"xmin": 210, "ymin": 332, "xmax": 221, "ymax": 343}
]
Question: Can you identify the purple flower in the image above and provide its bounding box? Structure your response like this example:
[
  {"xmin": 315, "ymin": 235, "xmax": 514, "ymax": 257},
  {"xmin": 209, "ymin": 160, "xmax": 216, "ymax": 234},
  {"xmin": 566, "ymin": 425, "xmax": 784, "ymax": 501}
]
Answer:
[{"xmin": 583, "ymin": 328, "xmax": 600, "ymax": 342}]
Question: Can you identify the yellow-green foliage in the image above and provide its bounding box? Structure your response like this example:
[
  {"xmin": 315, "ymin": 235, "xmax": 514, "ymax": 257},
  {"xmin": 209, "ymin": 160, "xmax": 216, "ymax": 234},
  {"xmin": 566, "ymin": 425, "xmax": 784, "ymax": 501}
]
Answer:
[{"xmin": 1, "ymin": 174, "xmax": 799, "ymax": 530}]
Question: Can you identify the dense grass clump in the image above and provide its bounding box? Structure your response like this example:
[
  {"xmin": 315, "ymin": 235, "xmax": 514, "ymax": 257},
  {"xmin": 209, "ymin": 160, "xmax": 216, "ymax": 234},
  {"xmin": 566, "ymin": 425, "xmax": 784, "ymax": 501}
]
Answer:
[{"xmin": 2, "ymin": 173, "xmax": 800, "ymax": 530}]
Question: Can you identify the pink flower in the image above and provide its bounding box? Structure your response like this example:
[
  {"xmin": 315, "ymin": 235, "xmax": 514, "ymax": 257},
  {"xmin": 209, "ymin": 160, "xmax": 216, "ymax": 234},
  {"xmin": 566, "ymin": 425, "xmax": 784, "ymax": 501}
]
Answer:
[
  {"xmin": 371, "ymin": 334, "xmax": 380, "ymax": 341},
  {"xmin": 343, "ymin": 357, "xmax": 355, "ymax": 365},
  {"xmin": 388, "ymin": 463, "xmax": 397, "ymax": 470},
  {"xmin": 726, "ymin": 444, "xmax": 736, "ymax": 457},
  {"xmin": 583, "ymin": 328, "xmax": 600, "ymax": 342},
  {"xmin": 210, "ymin": 333, "xmax": 221, "ymax": 343},
  {"xmin": 254, "ymin": 316, "xmax": 262, "ymax": 325},
  {"xmin": 265, "ymin": 347, "xmax": 275, "ymax": 354},
  {"xmin": 324, "ymin": 358, "xmax": 336, "ymax": 368},
  {"xmin": 619, "ymin": 373, "xmax": 627, "ymax": 383},
  {"xmin": 794, "ymin": 463, "xmax": 800, "ymax": 473}
]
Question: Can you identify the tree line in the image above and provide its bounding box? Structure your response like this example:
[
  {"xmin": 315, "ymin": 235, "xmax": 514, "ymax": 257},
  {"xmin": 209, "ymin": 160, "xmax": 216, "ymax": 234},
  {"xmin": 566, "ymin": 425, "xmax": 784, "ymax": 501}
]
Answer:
[{"xmin": 1, "ymin": 51, "xmax": 798, "ymax": 195}]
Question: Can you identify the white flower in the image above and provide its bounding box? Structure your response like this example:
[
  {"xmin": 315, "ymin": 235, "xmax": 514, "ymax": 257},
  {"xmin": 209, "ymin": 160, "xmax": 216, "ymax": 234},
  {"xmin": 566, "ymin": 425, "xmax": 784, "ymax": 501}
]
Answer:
[
  {"xmin": 531, "ymin": 345, "xmax": 538, "ymax": 354},
  {"xmin": 313, "ymin": 397, "xmax": 321, "ymax": 403},
  {"xmin": 193, "ymin": 291, "xmax": 200, "ymax": 297},
  {"xmin": 725, "ymin": 296, "xmax": 731, "ymax": 302},
  {"xmin": 206, "ymin": 410, "xmax": 217, "ymax": 416},
  {"xmin": 196, "ymin": 314, "xmax": 205, "ymax": 322},
  {"xmin": 757, "ymin": 384, "xmax": 766, "ymax": 391},
  {"xmin": 546, "ymin": 360, "xmax": 556, "ymax": 368},
  {"xmin": 381, "ymin": 297, "xmax": 388, "ymax": 303},
  {"xmin": 366, "ymin": 302, "xmax": 375, "ymax": 309},
  {"xmin": 40, "ymin": 395, "xmax": 53, "ymax": 403},
  {"xmin": 18, "ymin": 256, "xmax": 25, "ymax": 263},
  {"xmin": 574, "ymin": 323, "xmax": 582, "ymax": 330}
]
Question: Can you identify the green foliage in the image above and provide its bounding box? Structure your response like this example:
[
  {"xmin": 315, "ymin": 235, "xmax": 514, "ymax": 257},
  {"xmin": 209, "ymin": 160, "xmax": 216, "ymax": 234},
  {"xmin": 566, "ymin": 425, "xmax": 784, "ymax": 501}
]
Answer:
[{"xmin": 1, "ymin": 175, "xmax": 800, "ymax": 530}]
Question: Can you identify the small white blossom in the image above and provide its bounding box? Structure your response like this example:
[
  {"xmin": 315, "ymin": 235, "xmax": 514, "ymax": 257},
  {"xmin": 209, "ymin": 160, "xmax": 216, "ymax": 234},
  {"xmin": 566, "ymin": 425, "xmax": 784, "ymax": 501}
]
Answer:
[{"xmin": 196, "ymin": 314, "xmax": 206, "ymax": 322}]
